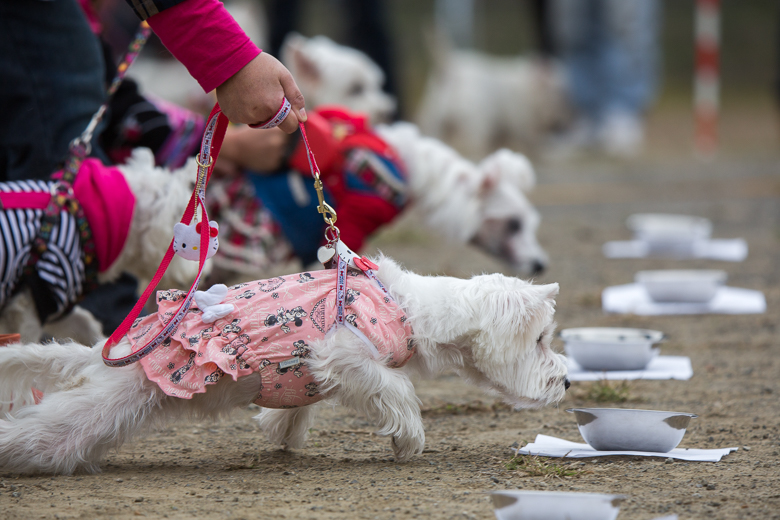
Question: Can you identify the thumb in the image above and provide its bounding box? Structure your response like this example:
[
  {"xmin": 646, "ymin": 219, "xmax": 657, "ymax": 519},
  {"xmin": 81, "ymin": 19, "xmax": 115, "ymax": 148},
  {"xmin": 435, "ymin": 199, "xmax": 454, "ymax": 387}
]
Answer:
[{"xmin": 280, "ymin": 71, "xmax": 307, "ymax": 123}]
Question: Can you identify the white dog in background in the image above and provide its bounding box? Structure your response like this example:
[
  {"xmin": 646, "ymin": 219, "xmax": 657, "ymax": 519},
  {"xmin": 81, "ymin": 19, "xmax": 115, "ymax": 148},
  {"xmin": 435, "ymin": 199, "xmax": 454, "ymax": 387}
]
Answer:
[
  {"xmin": 379, "ymin": 123, "xmax": 549, "ymax": 275},
  {"xmin": 0, "ymin": 149, "xmax": 204, "ymax": 345},
  {"xmin": 276, "ymin": 34, "xmax": 549, "ymax": 274},
  {"xmin": 0, "ymin": 257, "xmax": 566, "ymax": 474},
  {"xmin": 281, "ymin": 33, "xmax": 397, "ymax": 124},
  {"xmin": 416, "ymin": 38, "xmax": 570, "ymax": 160}
]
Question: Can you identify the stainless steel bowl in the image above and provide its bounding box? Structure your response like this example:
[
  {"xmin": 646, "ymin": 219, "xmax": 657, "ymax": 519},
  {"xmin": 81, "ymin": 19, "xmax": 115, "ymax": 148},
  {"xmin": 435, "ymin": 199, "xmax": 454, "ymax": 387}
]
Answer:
[
  {"xmin": 626, "ymin": 213, "xmax": 712, "ymax": 254},
  {"xmin": 491, "ymin": 491, "xmax": 625, "ymax": 520},
  {"xmin": 561, "ymin": 327, "xmax": 663, "ymax": 371},
  {"xmin": 636, "ymin": 269, "xmax": 727, "ymax": 303},
  {"xmin": 567, "ymin": 408, "xmax": 698, "ymax": 453}
]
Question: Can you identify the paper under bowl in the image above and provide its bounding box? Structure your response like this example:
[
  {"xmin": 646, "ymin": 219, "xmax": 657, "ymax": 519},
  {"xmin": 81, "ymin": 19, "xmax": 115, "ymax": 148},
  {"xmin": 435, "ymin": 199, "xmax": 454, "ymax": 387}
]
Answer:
[
  {"xmin": 567, "ymin": 408, "xmax": 697, "ymax": 453},
  {"xmin": 561, "ymin": 327, "xmax": 663, "ymax": 371},
  {"xmin": 491, "ymin": 490, "xmax": 625, "ymax": 520}
]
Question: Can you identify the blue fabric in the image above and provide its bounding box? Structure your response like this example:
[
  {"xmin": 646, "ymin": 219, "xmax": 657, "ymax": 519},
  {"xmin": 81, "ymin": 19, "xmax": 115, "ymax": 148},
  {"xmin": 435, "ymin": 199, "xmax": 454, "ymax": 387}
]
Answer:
[
  {"xmin": 550, "ymin": 0, "xmax": 660, "ymax": 122},
  {"xmin": 0, "ymin": 0, "xmax": 107, "ymax": 182},
  {"xmin": 248, "ymin": 171, "xmax": 332, "ymax": 266},
  {"xmin": 343, "ymin": 150, "xmax": 408, "ymax": 210}
]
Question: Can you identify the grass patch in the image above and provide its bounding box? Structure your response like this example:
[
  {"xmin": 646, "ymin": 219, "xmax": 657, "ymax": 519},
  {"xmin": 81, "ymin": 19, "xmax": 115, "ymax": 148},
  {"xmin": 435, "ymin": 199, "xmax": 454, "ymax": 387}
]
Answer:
[
  {"xmin": 504, "ymin": 453, "xmax": 585, "ymax": 479},
  {"xmin": 576, "ymin": 379, "xmax": 633, "ymax": 403}
]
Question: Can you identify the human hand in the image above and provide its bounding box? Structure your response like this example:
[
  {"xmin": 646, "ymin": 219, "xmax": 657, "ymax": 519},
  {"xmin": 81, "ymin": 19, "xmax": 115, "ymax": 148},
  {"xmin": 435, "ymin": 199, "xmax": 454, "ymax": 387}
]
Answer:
[
  {"xmin": 218, "ymin": 125, "xmax": 290, "ymax": 173},
  {"xmin": 215, "ymin": 52, "xmax": 306, "ymax": 133}
]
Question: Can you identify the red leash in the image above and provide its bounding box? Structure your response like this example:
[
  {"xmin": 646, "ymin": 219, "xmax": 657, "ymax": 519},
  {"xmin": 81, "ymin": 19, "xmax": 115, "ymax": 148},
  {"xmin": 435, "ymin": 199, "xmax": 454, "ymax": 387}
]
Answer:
[
  {"xmin": 102, "ymin": 103, "xmax": 228, "ymax": 367},
  {"xmin": 102, "ymin": 109, "xmax": 321, "ymax": 367}
]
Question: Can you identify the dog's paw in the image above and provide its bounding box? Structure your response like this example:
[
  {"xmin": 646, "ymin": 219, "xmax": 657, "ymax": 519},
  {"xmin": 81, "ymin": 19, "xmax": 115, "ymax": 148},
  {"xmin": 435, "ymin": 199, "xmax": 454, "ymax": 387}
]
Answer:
[{"xmin": 390, "ymin": 432, "xmax": 425, "ymax": 462}]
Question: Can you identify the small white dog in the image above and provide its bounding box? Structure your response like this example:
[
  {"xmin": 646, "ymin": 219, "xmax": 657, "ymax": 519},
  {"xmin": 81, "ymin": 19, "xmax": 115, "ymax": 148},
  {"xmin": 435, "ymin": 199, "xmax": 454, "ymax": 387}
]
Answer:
[
  {"xmin": 281, "ymin": 33, "xmax": 397, "ymax": 124},
  {"xmin": 416, "ymin": 41, "xmax": 570, "ymax": 159},
  {"xmin": 0, "ymin": 149, "xmax": 204, "ymax": 345},
  {"xmin": 0, "ymin": 256, "xmax": 567, "ymax": 474},
  {"xmin": 379, "ymin": 122, "xmax": 549, "ymax": 275}
]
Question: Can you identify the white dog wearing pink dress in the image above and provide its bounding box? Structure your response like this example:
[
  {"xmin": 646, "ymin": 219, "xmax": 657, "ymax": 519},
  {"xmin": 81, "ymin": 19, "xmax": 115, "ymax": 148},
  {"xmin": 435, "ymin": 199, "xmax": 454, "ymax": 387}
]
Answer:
[{"xmin": 0, "ymin": 255, "xmax": 567, "ymax": 474}]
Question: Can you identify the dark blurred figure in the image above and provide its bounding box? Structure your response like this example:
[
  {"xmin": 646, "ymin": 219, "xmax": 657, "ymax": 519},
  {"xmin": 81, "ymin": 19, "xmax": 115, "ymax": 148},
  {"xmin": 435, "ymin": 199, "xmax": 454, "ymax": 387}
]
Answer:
[
  {"xmin": 547, "ymin": 0, "xmax": 661, "ymax": 158},
  {"xmin": 266, "ymin": 0, "xmax": 401, "ymax": 116},
  {"xmin": 530, "ymin": 0, "xmax": 556, "ymax": 59},
  {"xmin": 0, "ymin": 0, "xmax": 107, "ymax": 182}
]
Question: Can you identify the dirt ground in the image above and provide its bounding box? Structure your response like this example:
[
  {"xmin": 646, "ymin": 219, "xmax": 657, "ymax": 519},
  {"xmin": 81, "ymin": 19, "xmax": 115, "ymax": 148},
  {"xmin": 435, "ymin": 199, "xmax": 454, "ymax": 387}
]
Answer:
[{"xmin": 3, "ymin": 129, "xmax": 780, "ymax": 518}]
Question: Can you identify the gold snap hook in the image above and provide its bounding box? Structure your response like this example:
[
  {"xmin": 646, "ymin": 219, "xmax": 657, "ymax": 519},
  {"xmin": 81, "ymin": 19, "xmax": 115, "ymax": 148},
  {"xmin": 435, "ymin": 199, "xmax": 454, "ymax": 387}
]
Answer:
[{"xmin": 314, "ymin": 178, "xmax": 338, "ymax": 226}]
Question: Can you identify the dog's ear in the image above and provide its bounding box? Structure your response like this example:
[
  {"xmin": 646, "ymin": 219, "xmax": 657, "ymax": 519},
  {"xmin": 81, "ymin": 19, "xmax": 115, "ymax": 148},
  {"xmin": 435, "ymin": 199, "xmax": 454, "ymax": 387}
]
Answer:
[
  {"xmin": 477, "ymin": 149, "xmax": 536, "ymax": 193},
  {"xmin": 282, "ymin": 33, "xmax": 321, "ymax": 86},
  {"xmin": 534, "ymin": 283, "xmax": 559, "ymax": 301}
]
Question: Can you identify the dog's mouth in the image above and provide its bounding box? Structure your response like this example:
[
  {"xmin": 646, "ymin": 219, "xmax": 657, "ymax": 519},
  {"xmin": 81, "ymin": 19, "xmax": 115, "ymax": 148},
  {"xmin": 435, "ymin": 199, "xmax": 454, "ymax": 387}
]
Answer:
[{"xmin": 484, "ymin": 376, "xmax": 567, "ymax": 410}]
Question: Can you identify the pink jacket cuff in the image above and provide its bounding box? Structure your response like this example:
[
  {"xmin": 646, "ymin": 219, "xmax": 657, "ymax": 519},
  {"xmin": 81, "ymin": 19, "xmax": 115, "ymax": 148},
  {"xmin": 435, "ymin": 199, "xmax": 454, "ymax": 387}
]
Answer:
[{"xmin": 147, "ymin": 0, "xmax": 261, "ymax": 93}]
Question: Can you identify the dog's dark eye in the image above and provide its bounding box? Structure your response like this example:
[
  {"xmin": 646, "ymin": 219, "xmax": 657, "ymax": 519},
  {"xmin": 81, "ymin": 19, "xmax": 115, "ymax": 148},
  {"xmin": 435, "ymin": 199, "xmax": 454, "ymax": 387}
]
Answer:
[
  {"xmin": 537, "ymin": 333, "xmax": 544, "ymax": 343},
  {"xmin": 507, "ymin": 218, "xmax": 522, "ymax": 234},
  {"xmin": 348, "ymin": 82, "xmax": 365, "ymax": 96}
]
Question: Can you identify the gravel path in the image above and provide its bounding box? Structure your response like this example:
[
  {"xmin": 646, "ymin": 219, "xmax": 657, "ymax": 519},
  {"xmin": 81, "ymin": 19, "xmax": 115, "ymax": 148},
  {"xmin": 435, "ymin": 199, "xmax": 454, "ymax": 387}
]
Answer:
[{"xmin": 2, "ymin": 154, "xmax": 778, "ymax": 520}]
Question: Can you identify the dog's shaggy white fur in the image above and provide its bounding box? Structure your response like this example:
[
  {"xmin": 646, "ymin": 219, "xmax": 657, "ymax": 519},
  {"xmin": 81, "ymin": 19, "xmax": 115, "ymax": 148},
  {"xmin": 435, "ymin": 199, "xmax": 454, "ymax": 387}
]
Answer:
[
  {"xmin": 0, "ymin": 149, "xmax": 204, "ymax": 345},
  {"xmin": 272, "ymin": 33, "xmax": 548, "ymax": 273},
  {"xmin": 379, "ymin": 122, "xmax": 549, "ymax": 275},
  {"xmin": 0, "ymin": 257, "xmax": 567, "ymax": 474},
  {"xmin": 281, "ymin": 33, "xmax": 396, "ymax": 124},
  {"xmin": 416, "ymin": 42, "xmax": 570, "ymax": 159}
]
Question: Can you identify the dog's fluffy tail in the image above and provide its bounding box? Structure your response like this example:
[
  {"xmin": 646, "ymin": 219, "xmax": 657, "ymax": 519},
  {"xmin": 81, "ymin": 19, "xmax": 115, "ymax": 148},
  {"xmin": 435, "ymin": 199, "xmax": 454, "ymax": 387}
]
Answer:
[
  {"xmin": 0, "ymin": 340, "xmax": 164, "ymax": 474},
  {"xmin": 0, "ymin": 341, "xmax": 93, "ymax": 411}
]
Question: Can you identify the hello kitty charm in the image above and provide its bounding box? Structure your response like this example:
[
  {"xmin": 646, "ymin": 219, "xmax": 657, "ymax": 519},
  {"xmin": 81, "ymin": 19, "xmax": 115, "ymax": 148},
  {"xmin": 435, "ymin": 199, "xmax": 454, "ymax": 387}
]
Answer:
[{"xmin": 173, "ymin": 220, "xmax": 220, "ymax": 261}]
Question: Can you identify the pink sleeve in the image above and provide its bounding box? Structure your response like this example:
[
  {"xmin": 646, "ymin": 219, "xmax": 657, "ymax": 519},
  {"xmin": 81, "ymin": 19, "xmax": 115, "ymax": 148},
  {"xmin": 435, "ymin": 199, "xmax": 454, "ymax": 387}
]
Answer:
[{"xmin": 147, "ymin": 0, "xmax": 261, "ymax": 93}]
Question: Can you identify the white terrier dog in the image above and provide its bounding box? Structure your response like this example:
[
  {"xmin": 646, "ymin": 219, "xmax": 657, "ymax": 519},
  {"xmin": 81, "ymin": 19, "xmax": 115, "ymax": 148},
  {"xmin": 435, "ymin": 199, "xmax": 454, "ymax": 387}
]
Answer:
[
  {"xmin": 378, "ymin": 122, "xmax": 549, "ymax": 275},
  {"xmin": 0, "ymin": 149, "xmax": 203, "ymax": 345},
  {"xmin": 281, "ymin": 33, "xmax": 397, "ymax": 124},
  {"xmin": 0, "ymin": 256, "xmax": 567, "ymax": 474},
  {"xmin": 416, "ymin": 41, "xmax": 570, "ymax": 159}
]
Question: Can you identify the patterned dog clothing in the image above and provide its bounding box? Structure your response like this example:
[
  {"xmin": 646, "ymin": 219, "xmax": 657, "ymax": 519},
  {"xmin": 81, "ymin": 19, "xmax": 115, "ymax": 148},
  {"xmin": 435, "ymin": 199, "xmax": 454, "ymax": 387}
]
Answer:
[{"xmin": 129, "ymin": 268, "xmax": 415, "ymax": 408}]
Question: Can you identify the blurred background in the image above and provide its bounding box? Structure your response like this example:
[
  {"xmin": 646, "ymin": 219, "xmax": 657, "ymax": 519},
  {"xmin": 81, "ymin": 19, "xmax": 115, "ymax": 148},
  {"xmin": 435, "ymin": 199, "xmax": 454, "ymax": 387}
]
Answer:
[
  {"xmin": 100, "ymin": 0, "xmax": 780, "ymax": 160},
  {"xmin": 285, "ymin": 0, "xmax": 779, "ymax": 158}
]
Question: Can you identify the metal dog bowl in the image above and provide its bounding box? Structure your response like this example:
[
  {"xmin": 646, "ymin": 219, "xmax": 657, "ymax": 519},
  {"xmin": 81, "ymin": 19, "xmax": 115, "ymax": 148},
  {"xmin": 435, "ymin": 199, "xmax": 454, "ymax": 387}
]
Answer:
[
  {"xmin": 636, "ymin": 269, "xmax": 726, "ymax": 303},
  {"xmin": 561, "ymin": 327, "xmax": 663, "ymax": 371},
  {"xmin": 627, "ymin": 213, "xmax": 711, "ymax": 254},
  {"xmin": 491, "ymin": 490, "xmax": 625, "ymax": 520},
  {"xmin": 567, "ymin": 408, "xmax": 698, "ymax": 453}
]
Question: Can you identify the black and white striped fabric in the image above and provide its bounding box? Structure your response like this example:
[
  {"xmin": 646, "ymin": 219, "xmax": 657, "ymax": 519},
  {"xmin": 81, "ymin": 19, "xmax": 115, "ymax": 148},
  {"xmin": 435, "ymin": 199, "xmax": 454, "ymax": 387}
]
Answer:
[{"xmin": 0, "ymin": 179, "xmax": 85, "ymax": 321}]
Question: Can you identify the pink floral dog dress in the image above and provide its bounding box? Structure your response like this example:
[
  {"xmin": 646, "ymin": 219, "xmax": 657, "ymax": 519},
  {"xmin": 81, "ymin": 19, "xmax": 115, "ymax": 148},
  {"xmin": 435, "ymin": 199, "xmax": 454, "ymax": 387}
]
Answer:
[{"xmin": 128, "ymin": 269, "xmax": 415, "ymax": 408}]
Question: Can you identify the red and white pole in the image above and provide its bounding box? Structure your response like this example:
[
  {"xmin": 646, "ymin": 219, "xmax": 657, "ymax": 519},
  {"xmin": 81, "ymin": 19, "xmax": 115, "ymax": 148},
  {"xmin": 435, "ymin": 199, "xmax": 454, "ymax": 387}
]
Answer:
[{"xmin": 694, "ymin": 0, "xmax": 720, "ymax": 157}]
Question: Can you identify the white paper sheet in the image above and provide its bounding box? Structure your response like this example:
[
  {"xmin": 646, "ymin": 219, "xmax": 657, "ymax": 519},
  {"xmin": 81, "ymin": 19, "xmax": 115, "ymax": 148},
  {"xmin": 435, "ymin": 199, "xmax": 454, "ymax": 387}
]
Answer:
[
  {"xmin": 516, "ymin": 434, "xmax": 738, "ymax": 462},
  {"xmin": 602, "ymin": 238, "xmax": 748, "ymax": 262},
  {"xmin": 602, "ymin": 284, "xmax": 766, "ymax": 315},
  {"xmin": 567, "ymin": 355, "xmax": 693, "ymax": 381}
]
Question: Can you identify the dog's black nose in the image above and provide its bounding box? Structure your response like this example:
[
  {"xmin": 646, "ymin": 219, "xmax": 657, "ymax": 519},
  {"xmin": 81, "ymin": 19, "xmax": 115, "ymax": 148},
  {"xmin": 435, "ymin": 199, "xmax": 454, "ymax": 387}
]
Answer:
[
  {"xmin": 531, "ymin": 260, "xmax": 546, "ymax": 275},
  {"xmin": 564, "ymin": 378, "xmax": 571, "ymax": 390}
]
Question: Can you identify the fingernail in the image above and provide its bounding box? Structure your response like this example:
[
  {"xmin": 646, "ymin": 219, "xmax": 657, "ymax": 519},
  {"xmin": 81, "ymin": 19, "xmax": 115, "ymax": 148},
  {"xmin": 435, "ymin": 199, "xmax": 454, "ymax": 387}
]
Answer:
[{"xmin": 299, "ymin": 108, "xmax": 307, "ymax": 120}]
